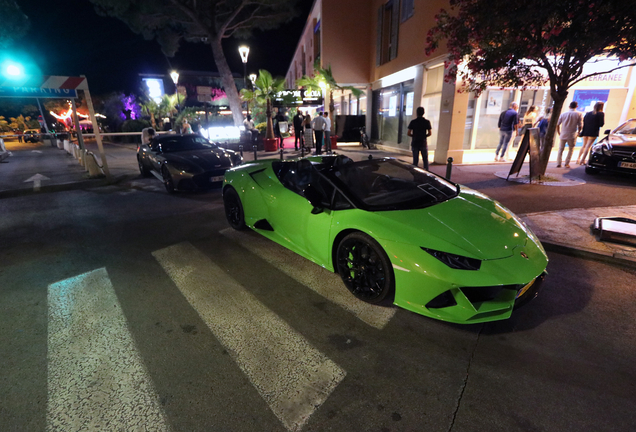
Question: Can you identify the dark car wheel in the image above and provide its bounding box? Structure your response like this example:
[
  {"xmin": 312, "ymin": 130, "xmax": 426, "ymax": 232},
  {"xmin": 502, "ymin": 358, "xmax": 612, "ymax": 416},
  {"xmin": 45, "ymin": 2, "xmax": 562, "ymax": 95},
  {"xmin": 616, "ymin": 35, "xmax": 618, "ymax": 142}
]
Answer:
[
  {"xmin": 336, "ymin": 232, "xmax": 394, "ymax": 304},
  {"xmin": 162, "ymin": 166, "xmax": 176, "ymax": 193},
  {"xmin": 223, "ymin": 187, "xmax": 246, "ymax": 230},
  {"xmin": 138, "ymin": 156, "xmax": 151, "ymax": 177},
  {"xmin": 585, "ymin": 165, "xmax": 599, "ymax": 175}
]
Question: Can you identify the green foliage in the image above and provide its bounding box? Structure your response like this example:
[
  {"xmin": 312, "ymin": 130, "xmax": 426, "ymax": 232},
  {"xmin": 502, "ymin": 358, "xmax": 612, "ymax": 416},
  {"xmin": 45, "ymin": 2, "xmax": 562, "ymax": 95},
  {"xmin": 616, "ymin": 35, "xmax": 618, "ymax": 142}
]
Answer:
[
  {"xmin": 0, "ymin": 116, "xmax": 10, "ymax": 132},
  {"xmin": 241, "ymin": 69, "xmax": 286, "ymax": 139},
  {"xmin": 121, "ymin": 119, "xmax": 150, "ymax": 132},
  {"xmin": 0, "ymin": 0, "xmax": 30, "ymax": 48},
  {"xmin": 255, "ymin": 122, "xmax": 267, "ymax": 135}
]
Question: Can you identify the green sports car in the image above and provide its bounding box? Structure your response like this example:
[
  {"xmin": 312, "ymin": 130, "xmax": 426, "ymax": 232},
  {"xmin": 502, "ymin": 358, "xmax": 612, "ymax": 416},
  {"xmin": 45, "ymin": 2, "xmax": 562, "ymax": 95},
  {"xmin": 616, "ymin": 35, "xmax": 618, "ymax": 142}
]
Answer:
[{"xmin": 222, "ymin": 155, "xmax": 548, "ymax": 324}]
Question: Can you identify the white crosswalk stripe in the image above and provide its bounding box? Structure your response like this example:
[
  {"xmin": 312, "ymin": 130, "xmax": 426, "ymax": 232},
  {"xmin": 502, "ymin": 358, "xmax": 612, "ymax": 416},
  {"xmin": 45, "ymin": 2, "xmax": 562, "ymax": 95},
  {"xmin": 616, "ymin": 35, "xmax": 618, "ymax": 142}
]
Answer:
[
  {"xmin": 47, "ymin": 268, "xmax": 170, "ymax": 432},
  {"xmin": 153, "ymin": 242, "xmax": 346, "ymax": 432},
  {"xmin": 220, "ymin": 228, "xmax": 396, "ymax": 329}
]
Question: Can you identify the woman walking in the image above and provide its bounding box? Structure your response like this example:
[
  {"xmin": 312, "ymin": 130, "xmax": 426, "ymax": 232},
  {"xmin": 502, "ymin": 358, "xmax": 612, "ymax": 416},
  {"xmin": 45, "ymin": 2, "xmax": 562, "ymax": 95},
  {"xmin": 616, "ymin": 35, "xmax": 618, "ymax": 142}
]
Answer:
[{"xmin": 577, "ymin": 102, "xmax": 605, "ymax": 165}]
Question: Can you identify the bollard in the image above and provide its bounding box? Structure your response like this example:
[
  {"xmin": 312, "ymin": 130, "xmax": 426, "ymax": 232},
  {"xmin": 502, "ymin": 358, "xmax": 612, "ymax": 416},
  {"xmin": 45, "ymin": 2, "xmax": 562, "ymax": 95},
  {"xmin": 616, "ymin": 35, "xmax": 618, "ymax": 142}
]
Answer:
[
  {"xmin": 446, "ymin": 157, "xmax": 454, "ymax": 180},
  {"xmin": 253, "ymin": 142, "xmax": 258, "ymax": 161},
  {"xmin": 239, "ymin": 145, "xmax": 243, "ymax": 158},
  {"xmin": 279, "ymin": 148, "xmax": 284, "ymax": 160},
  {"xmin": 301, "ymin": 145, "xmax": 305, "ymax": 158},
  {"xmin": 86, "ymin": 152, "xmax": 104, "ymax": 178}
]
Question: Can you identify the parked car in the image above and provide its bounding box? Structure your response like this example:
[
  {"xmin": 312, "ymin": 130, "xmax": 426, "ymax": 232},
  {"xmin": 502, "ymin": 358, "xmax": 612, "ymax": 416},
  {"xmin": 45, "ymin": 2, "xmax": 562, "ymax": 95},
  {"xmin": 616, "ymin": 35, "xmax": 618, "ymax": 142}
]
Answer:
[
  {"xmin": 587, "ymin": 118, "xmax": 636, "ymax": 175},
  {"xmin": 23, "ymin": 129, "xmax": 41, "ymax": 143},
  {"xmin": 137, "ymin": 134, "xmax": 243, "ymax": 193},
  {"xmin": 222, "ymin": 155, "xmax": 548, "ymax": 324}
]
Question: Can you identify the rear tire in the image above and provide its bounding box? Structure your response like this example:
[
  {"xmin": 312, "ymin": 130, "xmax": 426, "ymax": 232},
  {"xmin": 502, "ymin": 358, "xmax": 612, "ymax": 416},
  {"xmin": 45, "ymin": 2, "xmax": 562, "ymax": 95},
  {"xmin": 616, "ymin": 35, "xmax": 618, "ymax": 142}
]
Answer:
[{"xmin": 223, "ymin": 187, "xmax": 246, "ymax": 230}]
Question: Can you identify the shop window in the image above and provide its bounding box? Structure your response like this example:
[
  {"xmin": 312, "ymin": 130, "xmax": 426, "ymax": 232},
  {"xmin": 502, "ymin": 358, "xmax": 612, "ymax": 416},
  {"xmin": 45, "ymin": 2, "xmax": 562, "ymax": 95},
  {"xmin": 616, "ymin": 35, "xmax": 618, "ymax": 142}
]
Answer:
[
  {"xmin": 401, "ymin": 0, "xmax": 414, "ymax": 22},
  {"xmin": 376, "ymin": 1, "xmax": 400, "ymax": 66}
]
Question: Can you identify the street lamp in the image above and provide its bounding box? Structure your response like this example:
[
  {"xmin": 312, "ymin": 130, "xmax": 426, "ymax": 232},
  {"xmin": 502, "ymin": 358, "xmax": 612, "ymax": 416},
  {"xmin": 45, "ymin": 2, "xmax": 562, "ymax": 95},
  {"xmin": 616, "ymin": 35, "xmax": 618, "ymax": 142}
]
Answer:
[
  {"xmin": 238, "ymin": 46, "xmax": 250, "ymax": 89},
  {"xmin": 170, "ymin": 70, "xmax": 181, "ymax": 112},
  {"xmin": 249, "ymin": 73, "xmax": 257, "ymax": 88}
]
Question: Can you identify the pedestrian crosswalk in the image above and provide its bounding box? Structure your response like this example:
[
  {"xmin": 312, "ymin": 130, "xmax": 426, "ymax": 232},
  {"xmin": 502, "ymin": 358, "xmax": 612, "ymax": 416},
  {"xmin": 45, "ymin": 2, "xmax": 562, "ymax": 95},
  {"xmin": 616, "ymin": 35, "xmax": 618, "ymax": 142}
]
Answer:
[{"xmin": 44, "ymin": 234, "xmax": 398, "ymax": 431}]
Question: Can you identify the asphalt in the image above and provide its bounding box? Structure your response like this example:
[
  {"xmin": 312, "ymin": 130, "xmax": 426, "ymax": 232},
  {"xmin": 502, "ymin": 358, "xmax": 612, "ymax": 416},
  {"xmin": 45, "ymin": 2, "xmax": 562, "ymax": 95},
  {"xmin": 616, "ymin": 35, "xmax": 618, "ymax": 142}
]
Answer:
[{"xmin": 1, "ymin": 136, "xmax": 635, "ymax": 268}]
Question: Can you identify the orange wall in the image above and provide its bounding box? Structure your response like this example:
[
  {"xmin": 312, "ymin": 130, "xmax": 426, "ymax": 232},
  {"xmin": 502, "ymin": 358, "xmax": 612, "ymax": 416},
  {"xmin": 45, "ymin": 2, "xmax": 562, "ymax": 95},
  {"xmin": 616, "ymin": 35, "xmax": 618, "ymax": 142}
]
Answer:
[
  {"xmin": 370, "ymin": 0, "xmax": 449, "ymax": 82},
  {"xmin": 322, "ymin": 0, "xmax": 372, "ymax": 84}
]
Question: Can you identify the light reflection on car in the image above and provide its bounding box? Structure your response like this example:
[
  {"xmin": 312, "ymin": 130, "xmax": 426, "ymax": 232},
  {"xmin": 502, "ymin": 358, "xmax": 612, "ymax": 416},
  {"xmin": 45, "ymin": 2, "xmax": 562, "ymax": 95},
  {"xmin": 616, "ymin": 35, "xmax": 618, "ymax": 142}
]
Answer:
[{"xmin": 587, "ymin": 118, "xmax": 636, "ymax": 176}]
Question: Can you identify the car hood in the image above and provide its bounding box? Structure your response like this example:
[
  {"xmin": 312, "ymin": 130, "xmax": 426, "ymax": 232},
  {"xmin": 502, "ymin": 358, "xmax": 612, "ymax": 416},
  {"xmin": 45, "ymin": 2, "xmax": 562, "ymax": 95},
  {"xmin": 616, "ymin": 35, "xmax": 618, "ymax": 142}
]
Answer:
[
  {"xmin": 165, "ymin": 149, "xmax": 233, "ymax": 170},
  {"xmin": 373, "ymin": 188, "xmax": 530, "ymax": 260},
  {"xmin": 608, "ymin": 135, "xmax": 636, "ymax": 148}
]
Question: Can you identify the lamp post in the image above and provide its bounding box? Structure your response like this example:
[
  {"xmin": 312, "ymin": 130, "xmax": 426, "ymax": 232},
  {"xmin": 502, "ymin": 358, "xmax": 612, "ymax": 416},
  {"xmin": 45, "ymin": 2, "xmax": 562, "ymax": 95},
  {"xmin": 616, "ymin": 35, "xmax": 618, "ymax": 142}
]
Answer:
[
  {"xmin": 238, "ymin": 46, "xmax": 250, "ymax": 89},
  {"xmin": 170, "ymin": 70, "xmax": 181, "ymax": 113}
]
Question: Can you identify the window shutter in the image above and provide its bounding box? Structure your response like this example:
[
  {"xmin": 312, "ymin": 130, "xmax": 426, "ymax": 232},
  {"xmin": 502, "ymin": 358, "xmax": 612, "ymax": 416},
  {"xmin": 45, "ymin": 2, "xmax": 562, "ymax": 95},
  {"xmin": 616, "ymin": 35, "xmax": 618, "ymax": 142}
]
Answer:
[
  {"xmin": 376, "ymin": 6, "xmax": 383, "ymax": 66},
  {"xmin": 390, "ymin": 0, "xmax": 400, "ymax": 61}
]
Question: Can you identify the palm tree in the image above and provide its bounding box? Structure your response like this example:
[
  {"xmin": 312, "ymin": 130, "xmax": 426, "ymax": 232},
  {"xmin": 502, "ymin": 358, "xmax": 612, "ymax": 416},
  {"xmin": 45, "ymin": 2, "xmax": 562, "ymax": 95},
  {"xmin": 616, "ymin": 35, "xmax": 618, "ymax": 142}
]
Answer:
[
  {"xmin": 240, "ymin": 70, "xmax": 286, "ymax": 140},
  {"xmin": 297, "ymin": 64, "xmax": 363, "ymax": 120}
]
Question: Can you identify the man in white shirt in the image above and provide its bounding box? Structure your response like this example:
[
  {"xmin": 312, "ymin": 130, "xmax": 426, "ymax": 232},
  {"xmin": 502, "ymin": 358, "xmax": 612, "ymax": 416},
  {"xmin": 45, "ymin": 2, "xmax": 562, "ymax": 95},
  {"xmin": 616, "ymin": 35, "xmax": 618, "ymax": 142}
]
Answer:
[
  {"xmin": 556, "ymin": 101, "xmax": 583, "ymax": 168},
  {"xmin": 323, "ymin": 111, "xmax": 332, "ymax": 153},
  {"xmin": 311, "ymin": 112, "xmax": 327, "ymax": 154}
]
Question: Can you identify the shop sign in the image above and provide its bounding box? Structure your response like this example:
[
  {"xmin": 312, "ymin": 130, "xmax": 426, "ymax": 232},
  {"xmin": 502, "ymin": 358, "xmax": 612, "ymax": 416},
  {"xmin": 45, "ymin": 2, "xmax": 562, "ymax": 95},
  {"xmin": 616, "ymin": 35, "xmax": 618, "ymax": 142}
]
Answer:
[{"xmin": 273, "ymin": 89, "xmax": 323, "ymax": 107}]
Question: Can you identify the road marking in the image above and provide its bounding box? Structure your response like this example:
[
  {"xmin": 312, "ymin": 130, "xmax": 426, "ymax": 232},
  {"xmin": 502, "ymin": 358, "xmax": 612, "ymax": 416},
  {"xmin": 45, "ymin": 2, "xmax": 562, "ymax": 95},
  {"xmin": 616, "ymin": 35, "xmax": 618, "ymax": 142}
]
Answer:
[
  {"xmin": 24, "ymin": 173, "xmax": 50, "ymax": 191},
  {"xmin": 220, "ymin": 228, "xmax": 396, "ymax": 329},
  {"xmin": 47, "ymin": 268, "xmax": 170, "ymax": 432},
  {"xmin": 153, "ymin": 242, "xmax": 345, "ymax": 432}
]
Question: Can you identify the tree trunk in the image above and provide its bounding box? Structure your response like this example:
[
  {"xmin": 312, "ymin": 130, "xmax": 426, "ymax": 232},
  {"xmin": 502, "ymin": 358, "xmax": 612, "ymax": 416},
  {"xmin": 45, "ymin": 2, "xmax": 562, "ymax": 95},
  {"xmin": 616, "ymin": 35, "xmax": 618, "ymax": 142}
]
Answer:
[
  {"xmin": 266, "ymin": 98, "xmax": 275, "ymax": 139},
  {"xmin": 537, "ymin": 91, "xmax": 568, "ymax": 176},
  {"xmin": 209, "ymin": 38, "xmax": 245, "ymax": 127}
]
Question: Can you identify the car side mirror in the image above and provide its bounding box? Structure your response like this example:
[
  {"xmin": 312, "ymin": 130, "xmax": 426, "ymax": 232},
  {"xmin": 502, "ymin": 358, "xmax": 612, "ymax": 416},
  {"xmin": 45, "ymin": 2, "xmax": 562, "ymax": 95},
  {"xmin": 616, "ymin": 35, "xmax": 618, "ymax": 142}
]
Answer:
[
  {"xmin": 304, "ymin": 185, "xmax": 325, "ymax": 214},
  {"xmin": 604, "ymin": 129, "xmax": 611, "ymax": 135}
]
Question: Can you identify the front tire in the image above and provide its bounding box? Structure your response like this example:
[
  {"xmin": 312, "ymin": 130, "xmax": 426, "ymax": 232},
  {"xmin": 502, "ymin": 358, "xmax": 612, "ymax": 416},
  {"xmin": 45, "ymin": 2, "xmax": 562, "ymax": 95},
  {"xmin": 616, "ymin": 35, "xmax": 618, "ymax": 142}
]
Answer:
[
  {"xmin": 162, "ymin": 166, "xmax": 176, "ymax": 193},
  {"xmin": 223, "ymin": 187, "xmax": 246, "ymax": 230},
  {"xmin": 138, "ymin": 156, "xmax": 151, "ymax": 177},
  {"xmin": 336, "ymin": 232, "xmax": 394, "ymax": 304}
]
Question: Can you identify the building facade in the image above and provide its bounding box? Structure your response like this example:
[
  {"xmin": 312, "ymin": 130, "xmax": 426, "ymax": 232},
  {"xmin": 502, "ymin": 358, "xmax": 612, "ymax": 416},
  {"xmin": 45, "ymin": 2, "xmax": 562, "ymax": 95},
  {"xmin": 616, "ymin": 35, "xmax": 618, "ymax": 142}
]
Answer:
[{"xmin": 286, "ymin": 0, "xmax": 636, "ymax": 163}]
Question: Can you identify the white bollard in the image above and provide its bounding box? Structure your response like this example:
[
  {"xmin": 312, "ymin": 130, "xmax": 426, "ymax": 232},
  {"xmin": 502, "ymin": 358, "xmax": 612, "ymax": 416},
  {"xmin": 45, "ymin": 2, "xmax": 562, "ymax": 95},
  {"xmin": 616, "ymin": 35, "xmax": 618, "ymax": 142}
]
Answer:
[
  {"xmin": 64, "ymin": 140, "xmax": 70, "ymax": 154},
  {"xmin": 57, "ymin": 139, "xmax": 63, "ymax": 149},
  {"xmin": 62, "ymin": 139, "xmax": 69, "ymax": 150},
  {"xmin": 86, "ymin": 152, "xmax": 104, "ymax": 178}
]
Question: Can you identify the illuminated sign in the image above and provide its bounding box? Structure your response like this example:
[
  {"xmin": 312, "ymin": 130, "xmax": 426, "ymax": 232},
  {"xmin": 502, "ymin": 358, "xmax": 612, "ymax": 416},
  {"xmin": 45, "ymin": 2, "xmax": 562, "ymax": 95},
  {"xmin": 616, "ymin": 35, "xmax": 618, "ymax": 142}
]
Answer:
[
  {"xmin": 0, "ymin": 86, "xmax": 77, "ymax": 98},
  {"xmin": 273, "ymin": 89, "xmax": 323, "ymax": 107},
  {"xmin": 143, "ymin": 78, "xmax": 165, "ymax": 102}
]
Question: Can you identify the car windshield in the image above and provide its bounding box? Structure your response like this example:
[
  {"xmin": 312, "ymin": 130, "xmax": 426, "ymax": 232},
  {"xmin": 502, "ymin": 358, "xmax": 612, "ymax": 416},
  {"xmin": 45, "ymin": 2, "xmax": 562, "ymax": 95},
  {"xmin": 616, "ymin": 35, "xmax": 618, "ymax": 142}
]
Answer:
[
  {"xmin": 326, "ymin": 159, "xmax": 459, "ymax": 210},
  {"xmin": 159, "ymin": 136, "xmax": 216, "ymax": 152},
  {"xmin": 614, "ymin": 119, "xmax": 636, "ymax": 135}
]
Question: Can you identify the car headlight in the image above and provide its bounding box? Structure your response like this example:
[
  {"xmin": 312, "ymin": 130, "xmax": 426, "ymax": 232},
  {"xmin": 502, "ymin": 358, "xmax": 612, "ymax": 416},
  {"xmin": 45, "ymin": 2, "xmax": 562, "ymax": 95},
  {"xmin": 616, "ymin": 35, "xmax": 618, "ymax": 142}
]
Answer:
[
  {"xmin": 592, "ymin": 143, "xmax": 612, "ymax": 156},
  {"xmin": 422, "ymin": 248, "xmax": 481, "ymax": 270},
  {"xmin": 169, "ymin": 162, "xmax": 198, "ymax": 173}
]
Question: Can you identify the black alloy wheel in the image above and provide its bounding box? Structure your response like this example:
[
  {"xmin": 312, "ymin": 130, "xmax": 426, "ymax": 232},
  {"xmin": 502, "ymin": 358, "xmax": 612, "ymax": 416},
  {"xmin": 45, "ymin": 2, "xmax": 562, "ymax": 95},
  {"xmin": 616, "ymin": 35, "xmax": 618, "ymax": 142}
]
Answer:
[
  {"xmin": 138, "ymin": 156, "xmax": 151, "ymax": 177},
  {"xmin": 223, "ymin": 187, "xmax": 246, "ymax": 230},
  {"xmin": 336, "ymin": 232, "xmax": 394, "ymax": 304},
  {"xmin": 162, "ymin": 166, "xmax": 176, "ymax": 193}
]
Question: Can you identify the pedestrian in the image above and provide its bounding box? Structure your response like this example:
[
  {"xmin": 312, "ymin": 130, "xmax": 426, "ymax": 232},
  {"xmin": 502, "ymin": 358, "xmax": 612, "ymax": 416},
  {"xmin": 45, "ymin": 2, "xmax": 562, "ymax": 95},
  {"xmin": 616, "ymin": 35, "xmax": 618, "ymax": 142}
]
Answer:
[
  {"xmin": 303, "ymin": 114, "xmax": 313, "ymax": 150},
  {"xmin": 293, "ymin": 110, "xmax": 304, "ymax": 151},
  {"xmin": 535, "ymin": 107, "xmax": 552, "ymax": 153},
  {"xmin": 577, "ymin": 101, "xmax": 605, "ymax": 165},
  {"xmin": 274, "ymin": 110, "xmax": 288, "ymax": 149},
  {"xmin": 311, "ymin": 111, "xmax": 327, "ymax": 155},
  {"xmin": 407, "ymin": 106, "xmax": 433, "ymax": 169},
  {"xmin": 182, "ymin": 119, "xmax": 193, "ymax": 134},
  {"xmin": 520, "ymin": 105, "xmax": 538, "ymax": 135},
  {"xmin": 556, "ymin": 101, "xmax": 583, "ymax": 168},
  {"xmin": 323, "ymin": 111, "xmax": 332, "ymax": 153},
  {"xmin": 496, "ymin": 102, "xmax": 518, "ymax": 162},
  {"xmin": 243, "ymin": 114, "xmax": 258, "ymax": 144}
]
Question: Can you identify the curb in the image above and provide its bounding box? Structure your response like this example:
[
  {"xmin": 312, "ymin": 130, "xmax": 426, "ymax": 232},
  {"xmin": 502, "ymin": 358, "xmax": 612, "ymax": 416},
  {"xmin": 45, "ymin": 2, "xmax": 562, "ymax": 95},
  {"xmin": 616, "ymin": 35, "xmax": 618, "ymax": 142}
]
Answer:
[
  {"xmin": 0, "ymin": 175, "xmax": 131, "ymax": 199},
  {"xmin": 540, "ymin": 240, "xmax": 636, "ymax": 270}
]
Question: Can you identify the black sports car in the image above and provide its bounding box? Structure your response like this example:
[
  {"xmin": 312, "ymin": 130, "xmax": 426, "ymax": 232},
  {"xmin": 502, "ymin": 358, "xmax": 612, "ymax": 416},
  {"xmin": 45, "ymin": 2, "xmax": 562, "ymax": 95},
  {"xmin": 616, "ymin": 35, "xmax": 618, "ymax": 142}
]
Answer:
[
  {"xmin": 137, "ymin": 134, "xmax": 243, "ymax": 193},
  {"xmin": 587, "ymin": 118, "xmax": 636, "ymax": 176}
]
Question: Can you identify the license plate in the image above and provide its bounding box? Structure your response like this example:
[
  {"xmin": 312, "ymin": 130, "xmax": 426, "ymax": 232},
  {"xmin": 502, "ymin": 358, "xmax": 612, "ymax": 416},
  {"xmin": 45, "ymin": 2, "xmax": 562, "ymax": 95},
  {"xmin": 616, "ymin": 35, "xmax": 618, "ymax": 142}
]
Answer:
[
  {"xmin": 618, "ymin": 161, "xmax": 636, "ymax": 169},
  {"xmin": 516, "ymin": 279, "xmax": 535, "ymax": 299},
  {"xmin": 210, "ymin": 175, "xmax": 224, "ymax": 182}
]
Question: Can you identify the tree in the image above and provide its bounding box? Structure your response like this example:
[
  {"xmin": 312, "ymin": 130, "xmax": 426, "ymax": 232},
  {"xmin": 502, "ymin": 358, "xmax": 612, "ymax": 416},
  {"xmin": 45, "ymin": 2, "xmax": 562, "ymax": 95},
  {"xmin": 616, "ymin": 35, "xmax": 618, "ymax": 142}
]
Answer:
[
  {"xmin": 240, "ymin": 69, "xmax": 285, "ymax": 139},
  {"xmin": 426, "ymin": 0, "xmax": 636, "ymax": 177},
  {"xmin": 0, "ymin": 0, "xmax": 29, "ymax": 48},
  {"xmin": 296, "ymin": 64, "xmax": 362, "ymax": 121},
  {"xmin": 90, "ymin": 0, "xmax": 300, "ymax": 127}
]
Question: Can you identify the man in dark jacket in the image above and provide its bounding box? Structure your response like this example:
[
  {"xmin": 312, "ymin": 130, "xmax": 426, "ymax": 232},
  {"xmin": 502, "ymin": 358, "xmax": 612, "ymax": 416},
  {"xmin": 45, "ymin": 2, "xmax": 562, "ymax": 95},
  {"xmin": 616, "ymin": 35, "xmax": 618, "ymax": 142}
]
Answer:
[
  {"xmin": 293, "ymin": 111, "xmax": 304, "ymax": 151},
  {"xmin": 496, "ymin": 102, "xmax": 518, "ymax": 161},
  {"xmin": 407, "ymin": 107, "xmax": 433, "ymax": 169}
]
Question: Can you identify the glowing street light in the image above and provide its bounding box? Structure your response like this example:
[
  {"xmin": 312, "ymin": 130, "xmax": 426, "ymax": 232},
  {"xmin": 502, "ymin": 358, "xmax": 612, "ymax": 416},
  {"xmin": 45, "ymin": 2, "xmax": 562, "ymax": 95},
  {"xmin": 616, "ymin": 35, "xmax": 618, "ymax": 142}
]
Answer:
[
  {"xmin": 2, "ymin": 60, "xmax": 25, "ymax": 80},
  {"xmin": 238, "ymin": 46, "xmax": 250, "ymax": 88},
  {"xmin": 170, "ymin": 70, "xmax": 181, "ymax": 112}
]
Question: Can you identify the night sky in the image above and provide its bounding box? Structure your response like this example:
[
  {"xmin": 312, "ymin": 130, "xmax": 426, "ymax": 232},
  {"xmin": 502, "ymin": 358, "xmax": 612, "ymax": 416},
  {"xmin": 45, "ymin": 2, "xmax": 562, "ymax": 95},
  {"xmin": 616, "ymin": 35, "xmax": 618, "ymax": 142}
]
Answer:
[{"xmin": 14, "ymin": 0, "xmax": 312, "ymax": 95}]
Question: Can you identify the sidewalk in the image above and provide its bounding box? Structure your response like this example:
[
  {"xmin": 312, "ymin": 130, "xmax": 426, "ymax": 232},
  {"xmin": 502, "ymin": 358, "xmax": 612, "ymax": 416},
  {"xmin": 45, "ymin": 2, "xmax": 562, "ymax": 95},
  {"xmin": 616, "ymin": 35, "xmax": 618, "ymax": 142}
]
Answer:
[{"xmin": 2, "ymin": 137, "xmax": 635, "ymax": 268}]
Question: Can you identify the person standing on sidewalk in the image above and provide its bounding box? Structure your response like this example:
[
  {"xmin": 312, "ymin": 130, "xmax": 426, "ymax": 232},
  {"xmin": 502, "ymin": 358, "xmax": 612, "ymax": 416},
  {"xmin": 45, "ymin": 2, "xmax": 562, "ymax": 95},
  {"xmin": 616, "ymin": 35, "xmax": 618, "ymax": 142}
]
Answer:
[
  {"xmin": 577, "ymin": 101, "xmax": 605, "ymax": 165},
  {"xmin": 311, "ymin": 112, "xmax": 327, "ymax": 155},
  {"xmin": 407, "ymin": 107, "xmax": 432, "ymax": 169},
  {"xmin": 303, "ymin": 114, "xmax": 313, "ymax": 150},
  {"xmin": 323, "ymin": 111, "xmax": 332, "ymax": 153},
  {"xmin": 293, "ymin": 110, "xmax": 304, "ymax": 151},
  {"xmin": 556, "ymin": 101, "xmax": 583, "ymax": 168},
  {"xmin": 496, "ymin": 102, "xmax": 518, "ymax": 162}
]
